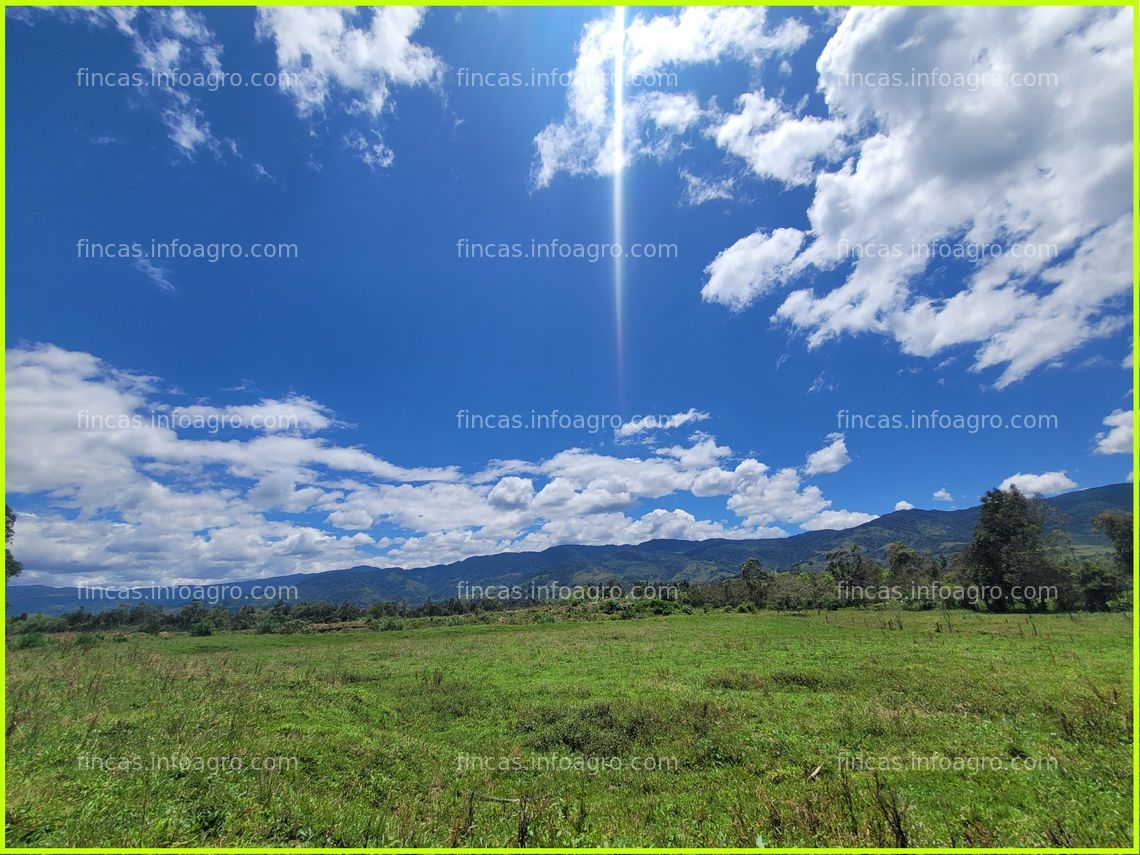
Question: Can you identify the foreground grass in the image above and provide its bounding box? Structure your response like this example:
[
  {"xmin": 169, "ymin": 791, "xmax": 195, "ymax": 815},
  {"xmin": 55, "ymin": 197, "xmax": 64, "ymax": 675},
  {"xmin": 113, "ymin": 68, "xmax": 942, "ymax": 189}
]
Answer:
[{"xmin": 6, "ymin": 610, "xmax": 1133, "ymax": 847}]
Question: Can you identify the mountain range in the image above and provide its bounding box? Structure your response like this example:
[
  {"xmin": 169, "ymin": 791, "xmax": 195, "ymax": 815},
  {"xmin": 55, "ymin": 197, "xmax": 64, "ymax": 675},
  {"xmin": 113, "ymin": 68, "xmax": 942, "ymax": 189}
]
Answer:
[{"xmin": 6, "ymin": 483, "xmax": 1130, "ymax": 616}]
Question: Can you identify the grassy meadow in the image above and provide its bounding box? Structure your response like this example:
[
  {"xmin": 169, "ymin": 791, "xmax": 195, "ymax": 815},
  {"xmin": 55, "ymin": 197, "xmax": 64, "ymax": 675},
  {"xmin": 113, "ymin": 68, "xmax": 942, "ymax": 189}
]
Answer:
[{"xmin": 5, "ymin": 609, "xmax": 1133, "ymax": 848}]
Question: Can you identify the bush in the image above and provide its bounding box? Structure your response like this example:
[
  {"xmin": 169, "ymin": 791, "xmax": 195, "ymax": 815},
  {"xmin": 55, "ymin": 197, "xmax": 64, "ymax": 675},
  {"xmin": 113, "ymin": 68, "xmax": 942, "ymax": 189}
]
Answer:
[
  {"xmin": 190, "ymin": 622, "xmax": 213, "ymax": 637},
  {"xmin": 11, "ymin": 613, "xmax": 62, "ymax": 634},
  {"xmin": 11, "ymin": 632, "xmax": 45, "ymax": 650}
]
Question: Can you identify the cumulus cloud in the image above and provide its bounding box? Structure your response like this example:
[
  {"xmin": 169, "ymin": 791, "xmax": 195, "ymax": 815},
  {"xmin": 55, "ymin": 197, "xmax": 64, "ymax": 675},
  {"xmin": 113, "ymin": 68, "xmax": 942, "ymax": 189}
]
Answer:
[
  {"xmin": 255, "ymin": 7, "xmax": 443, "ymax": 168},
  {"xmin": 999, "ymin": 471, "xmax": 1077, "ymax": 496},
  {"xmin": 932, "ymin": 488, "xmax": 954, "ymax": 503},
  {"xmin": 710, "ymin": 91, "xmax": 845, "ymax": 186},
  {"xmin": 1094, "ymin": 408, "xmax": 1133, "ymax": 455},
  {"xmin": 798, "ymin": 508, "xmax": 878, "ymax": 531},
  {"xmin": 623, "ymin": 7, "xmax": 809, "ymax": 79},
  {"xmin": 487, "ymin": 476, "xmax": 535, "ymax": 511},
  {"xmin": 803, "ymin": 432, "xmax": 851, "ymax": 475},
  {"xmin": 7, "ymin": 344, "xmax": 876, "ymax": 586},
  {"xmin": 531, "ymin": 5, "xmax": 1130, "ymax": 386},
  {"xmin": 532, "ymin": 7, "xmax": 809, "ymax": 187},
  {"xmin": 701, "ymin": 228, "xmax": 805, "ymax": 310},
  {"xmin": 894, "ymin": 500, "xmax": 915, "ymax": 511},
  {"xmin": 697, "ymin": 7, "xmax": 1132, "ymax": 388},
  {"xmin": 171, "ymin": 397, "xmax": 339, "ymax": 434},
  {"xmin": 5, "ymin": 344, "xmax": 454, "ymax": 584}
]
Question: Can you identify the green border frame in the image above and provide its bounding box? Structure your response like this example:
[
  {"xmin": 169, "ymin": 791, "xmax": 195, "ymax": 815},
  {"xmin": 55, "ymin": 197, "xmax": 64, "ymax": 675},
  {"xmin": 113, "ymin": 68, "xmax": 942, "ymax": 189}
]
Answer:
[{"xmin": 0, "ymin": 2, "xmax": 1136, "ymax": 853}]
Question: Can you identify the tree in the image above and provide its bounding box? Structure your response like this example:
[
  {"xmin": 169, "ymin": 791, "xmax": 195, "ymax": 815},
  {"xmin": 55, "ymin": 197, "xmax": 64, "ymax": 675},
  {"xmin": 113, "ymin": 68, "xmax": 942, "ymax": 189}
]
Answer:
[
  {"xmin": 809, "ymin": 570, "xmax": 838, "ymax": 612},
  {"xmin": 337, "ymin": 600, "xmax": 363, "ymax": 621},
  {"xmin": 965, "ymin": 486, "xmax": 1048, "ymax": 611},
  {"xmin": 885, "ymin": 542, "xmax": 922, "ymax": 589},
  {"xmin": 1076, "ymin": 556, "xmax": 1122, "ymax": 611},
  {"xmin": 1093, "ymin": 511, "xmax": 1133, "ymax": 582},
  {"xmin": 826, "ymin": 544, "xmax": 877, "ymax": 592},
  {"xmin": 740, "ymin": 557, "xmax": 769, "ymax": 606},
  {"xmin": 6, "ymin": 505, "xmax": 22, "ymax": 580}
]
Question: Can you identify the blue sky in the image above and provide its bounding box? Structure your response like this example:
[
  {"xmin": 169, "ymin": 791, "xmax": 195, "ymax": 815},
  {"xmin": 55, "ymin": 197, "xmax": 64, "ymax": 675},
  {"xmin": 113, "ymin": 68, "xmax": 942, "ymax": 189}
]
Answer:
[{"xmin": 5, "ymin": 6, "xmax": 1133, "ymax": 586}]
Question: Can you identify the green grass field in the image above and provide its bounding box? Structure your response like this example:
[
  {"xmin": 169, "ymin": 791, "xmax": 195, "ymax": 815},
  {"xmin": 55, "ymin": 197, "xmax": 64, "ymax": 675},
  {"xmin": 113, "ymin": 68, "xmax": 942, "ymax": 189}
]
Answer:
[{"xmin": 5, "ymin": 610, "xmax": 1133, "ymax": 848}]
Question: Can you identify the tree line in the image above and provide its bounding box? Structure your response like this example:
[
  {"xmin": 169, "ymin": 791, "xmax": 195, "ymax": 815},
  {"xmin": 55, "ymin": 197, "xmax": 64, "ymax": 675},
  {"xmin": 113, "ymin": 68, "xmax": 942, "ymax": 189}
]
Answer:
[
  {"xmin": 683, "ymin": 489, "xmax": 1131, "ymax": 614},
  {"xmin": 6, "ymin": 487, "xmax": 1133, "ymax": 636}
]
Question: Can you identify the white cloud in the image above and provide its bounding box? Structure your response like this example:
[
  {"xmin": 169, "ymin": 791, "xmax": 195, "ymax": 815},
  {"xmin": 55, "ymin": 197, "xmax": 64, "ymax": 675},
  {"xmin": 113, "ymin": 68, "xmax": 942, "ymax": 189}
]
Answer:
[
  {"xmin": 326, "ymin": 508, "xmax": 374, "ymax": 531},
  {"xmin": 633, "ymin": 91, "xmax": 703, "ymax": 133},
  {"xmin": 654, "ymin": 436, "xmax": 732, "ymax": 470},
  {"xmin": 680, "ymin": 169, "xmax": 734, "ymax": 206},
  {"xmin": 807, "ymin": 369, "xmax": 837, "ymax": 394},
  {"xmin": 172, "ymin": 397, "xmax": 339, "ymax": 434},
  {"xmin": 710, "ymin": 91, "xmax": 845, "ymax": 186},
  {"xmin": 133, "ymin": 258, "xmax": 176, "ymax": 294},
  {"xmin": 624, "ymin": 7, "xmax": 809, "ymax": 79},
  {"xmin": 700, "ymin": 228, "xmax": 805, "ymax": 310},
  {"xmin": 803, "ymin": 432, "xmax": 851, "ymax": 475},
  {"xmin": 1094, "ymin": 408, "xmax": 1133, "ymax": 455},
  {"xmin": 486, "ymin": 476, "xmax": 535, "ymax": 511},
  {"xmin": 798, "ymin": 508, "xmax": 878, "ymax": 531},
  {"xmin": 722, "ymin": 463, "xmax": 868, "ymax": 533},
  {"xmin": 343, "ymin": 130, "xmax": 396, "ymax": 171},
  {"xmin": 30, "ymin": 8, "xmax": 228, "ymax": 157},
  {"xmin": 999, "ymin": 471, "xmax": 1077, "ymax": 496},
  {"xmin": 894, "ymin": 500, "xmax": 915, "ymax": 511},
  {"xmin": 7, "ymin": 344, "xmax": 877, "ymax": 585},
  {"xmin": 932, "ymin": 488, "xmax": 954, "ymax": 503},
  {"xmin": 163, "ymin": 107, "xmax": 216, "ymax": 156},
  {"xmin": 532, "ymin": 8, "xmax": 809, "ymax": 188},
  {"xmin": 4, "ymin": 344, "xmax": 455, "ymax": 583},
  {"xmin": 616, "ymin": 408, "xmax": 709, "ymax": 437},
  {"xmin": 699, "ymin": 7, "xmax": 1132, "ymax": 388},
  {"xmin": 255, "ymin": 7, "xmax": 443, "ymax": 169}
]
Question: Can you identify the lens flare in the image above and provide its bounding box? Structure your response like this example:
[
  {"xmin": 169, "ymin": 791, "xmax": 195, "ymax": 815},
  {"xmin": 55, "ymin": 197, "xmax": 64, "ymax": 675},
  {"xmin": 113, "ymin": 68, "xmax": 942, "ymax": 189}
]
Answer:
[{"xmin": 612, "ymin": 5, "xmax": 626, "ymax": 397}]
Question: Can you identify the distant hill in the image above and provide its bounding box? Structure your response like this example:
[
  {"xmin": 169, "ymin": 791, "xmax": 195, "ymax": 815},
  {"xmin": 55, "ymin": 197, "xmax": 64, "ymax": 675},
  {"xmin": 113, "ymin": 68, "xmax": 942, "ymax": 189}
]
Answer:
[{"xmin": 7, "ymin": 483, "xmax": 1130, "ymax": 616}]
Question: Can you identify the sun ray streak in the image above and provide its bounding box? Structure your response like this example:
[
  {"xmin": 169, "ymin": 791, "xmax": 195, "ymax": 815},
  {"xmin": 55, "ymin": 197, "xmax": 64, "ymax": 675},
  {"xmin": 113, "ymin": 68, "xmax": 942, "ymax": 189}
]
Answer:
[{"xmin": 612, "ymin": 5, "xmax": 626, "ymax": 400}]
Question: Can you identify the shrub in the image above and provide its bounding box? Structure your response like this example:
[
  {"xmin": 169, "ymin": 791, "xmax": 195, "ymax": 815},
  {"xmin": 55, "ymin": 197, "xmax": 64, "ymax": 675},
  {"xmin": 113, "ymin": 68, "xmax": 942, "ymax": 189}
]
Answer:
[{"xmin": 11, "ymin": 632, "xmax": 45, "ymax": 650}]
